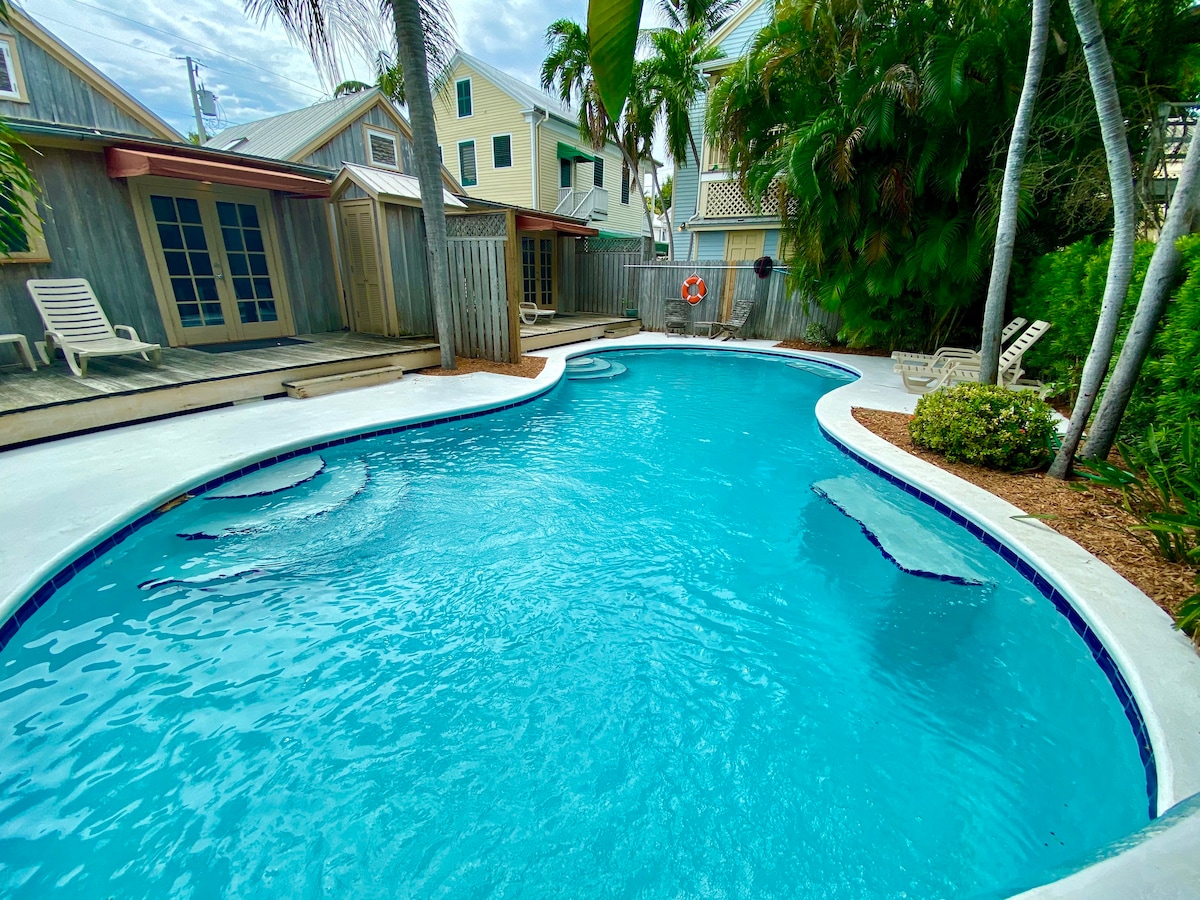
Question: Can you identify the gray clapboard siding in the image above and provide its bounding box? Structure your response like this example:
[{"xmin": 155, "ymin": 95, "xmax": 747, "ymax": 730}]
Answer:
[
  {"xmin": 301, "ymin": 107, "xmax": 407, "ymax": 170},
  {"xmin": 385, "ymin": 205, "xmax": 435, "ymax": 335},
  {"xmin": 0, "ymin": 28, "xmax": 157, "ymax": 135},
  {"xmin": 271, "ymin": 195, "xmax": 342, "ymax": 334},
  {"xmin": 0, "ymin": 147, "xmax": 165, "ymax": 365}
]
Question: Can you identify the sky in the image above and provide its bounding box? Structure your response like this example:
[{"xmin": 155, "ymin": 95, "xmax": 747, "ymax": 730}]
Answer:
[{"xmin": 20, "ymin": 0, "xmax": 669, "ymax": 167}]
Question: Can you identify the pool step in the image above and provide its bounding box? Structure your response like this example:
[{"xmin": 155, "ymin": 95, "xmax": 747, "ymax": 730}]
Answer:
[
  {"xmin": 178, "ymin": 459, "xmax": 369, "ymax": 539},
  {"xmin": 283, "ymin": 365, "xmax": 405, "ymax": 399},
  {"xmin": 565, "ymin": 357, "xmax": 629, "ymax": 380}
]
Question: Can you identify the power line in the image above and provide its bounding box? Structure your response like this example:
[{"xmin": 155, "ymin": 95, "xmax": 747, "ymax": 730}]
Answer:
[{"xmin": 32, "ymin": 0, "xmax": 328, "ymax": 98}]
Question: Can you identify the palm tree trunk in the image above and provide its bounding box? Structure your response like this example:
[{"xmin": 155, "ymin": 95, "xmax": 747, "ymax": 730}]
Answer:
[
  {"xmin": 392, "ymin": 0, "xmax": 456, "ymax": 370},
  {"xmin": 979, "ymin": 0, "xmax": 1050, "ymax": 383},
  {"xmin": 1047, "ymin": 0, "xmax": 1136, "ymax": 479},
  {"xmin": 619, "ymin": 142, "xmax": 657, "ymax": 244},
  {"xmin": 1083, "ymin": 133, "xmax": 1200, "ymax": 458},
  {"xmin": 647, "ymin": 162, "xmax": 673, "ymax": 260}
]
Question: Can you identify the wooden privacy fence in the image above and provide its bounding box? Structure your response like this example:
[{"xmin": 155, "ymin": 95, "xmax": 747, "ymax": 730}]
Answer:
[
  {"xmin": 571, "ymin": 248, "xmax": 841, "ymax": 341},
  {"xmin": 442, "ymin": 212, "xmax": 518, "ymax": 363}
]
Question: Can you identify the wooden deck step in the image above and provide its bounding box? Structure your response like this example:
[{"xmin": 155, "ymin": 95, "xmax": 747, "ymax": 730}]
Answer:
[
  {"xmin": 602, "ymin": 321, "xmax": 641, "ymax": 339},
  {"xmin": 283, "ymin": 364, "xmax": 405, "ymax": 399}
]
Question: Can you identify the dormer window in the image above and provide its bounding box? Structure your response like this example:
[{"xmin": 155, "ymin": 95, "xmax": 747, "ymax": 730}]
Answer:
[
  {"xmin": 221, "ymin": 137, "xmax": 248, "ymax": 152},
  {"xmin": 365, "ymin": 125, "xmax": 400, "ymax": 171},
  {"xmin": 0, "ymin": 34, "xmax": 28, "ymax": 103}
]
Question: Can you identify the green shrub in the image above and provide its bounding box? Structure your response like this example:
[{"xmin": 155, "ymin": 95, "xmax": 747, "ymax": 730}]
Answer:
[
  {"xmin": 908, "ymin": 383, "xmax": 1058, "ymax": 470},
  {"xmin": 803, "ymin": 321, "xmax": 834, "ymax": 346}
]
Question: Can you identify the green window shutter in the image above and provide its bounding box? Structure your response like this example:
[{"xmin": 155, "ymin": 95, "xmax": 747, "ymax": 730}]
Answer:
[
  {"xmin": 459, "ymin": 141, "xmax": 477, "ymax": 186},
  {"xmin": 620, "ymin": 162, "xmax": 630, "ymax": 205},
  {"xmin": 593, "ymin": 158, "xmax": 604, "ymax": 188},
  {"xmin": 492, "ymin": 135, "xmax": 512, "ymax": 168},
  {"xmin": 456, "ymin": 79, "xmax": 472, "ymax": 117}
]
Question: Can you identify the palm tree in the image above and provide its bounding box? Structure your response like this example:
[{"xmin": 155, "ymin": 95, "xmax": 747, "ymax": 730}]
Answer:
[
  {"xmin": 1047, "ymin": 0, "xmax": 1137, "ymax": 478},
  {"xmin": 647, "ymin": 23, "xmax": 718, "ymax": 171},
  {"xmin": 333, "ymin": 52, "xmax": 405, "ymax": 103},
  {"xmin": 978, "ymin": 0, "xmax": 1051, "ymax": 384},
  {"xmin": 1084, "ymin": 131, "xmax": 1200, "ymax": 458},
  {"xmin": 658, "ymin": 0, "xmax": 739, "ymax": 31},
  {"xmin": 245, "ymin": 0, "xmax": 457, "ymax": 370}
]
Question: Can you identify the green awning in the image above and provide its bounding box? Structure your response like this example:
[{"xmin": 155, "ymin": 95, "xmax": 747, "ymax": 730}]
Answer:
[
  {"xmin": 597, "ymin": 230, "xmax": 642, "ymax": 240},
  {"xmin": 556, "ymin": 141, "xmax": 596, "ymax": 163}
]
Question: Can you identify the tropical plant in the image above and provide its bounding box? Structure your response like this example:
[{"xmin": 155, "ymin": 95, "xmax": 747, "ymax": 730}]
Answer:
[
  {"xmin": 0, "ymin": 2, "xmax": 39, "ymax": 257},
  {"xmin": 245, "ymin": 0, "xmax": 458, "ymax": 370},
  {"xmin": 646, "ymin": 23, "xmax": 719, "ymax": 170},
  {"xmin": 658, "ymin": 0, "xmax": 739, "ymax": 31},
  {"xmin": 979, "ymin": 0, "xmax": 1051, "ymax": 384},
  {"xmin": 334, "ymin": 52, "xmax": 406, "ymax": 102},
  {"xmin": 908, "ymin": 382, "xmax": 1058, "ymax": 470},
  {"xmin": 1084, "ymin": 129, "xmax": 1200, "ymax": 459},
  {"xmin": 1048, "ymin": 0, "xmax": 1139, "ymax": 479}
]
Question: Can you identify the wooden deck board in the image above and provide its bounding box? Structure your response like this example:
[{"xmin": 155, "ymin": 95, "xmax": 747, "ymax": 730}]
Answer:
[
  {"xmin": 519, "ymin": 313, "xmax": 637, "ymax": 353},
  {"xmin": 0, "ymin": 332, "xmax": 438, "ymax": 415}
]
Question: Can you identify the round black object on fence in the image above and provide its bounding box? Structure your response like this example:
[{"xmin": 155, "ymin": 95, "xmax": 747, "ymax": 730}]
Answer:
[{"xmin": 753, "ymin": 256, "xmax": 774, "ymax": 279}]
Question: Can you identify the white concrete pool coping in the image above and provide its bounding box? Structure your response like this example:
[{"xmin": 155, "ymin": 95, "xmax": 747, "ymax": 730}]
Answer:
[{"xmin": 1, "ymin": 333, "xmax": 1198, "ymax": 897}]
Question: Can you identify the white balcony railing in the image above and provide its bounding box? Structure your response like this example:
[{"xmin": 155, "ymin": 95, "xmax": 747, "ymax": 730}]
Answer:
[{"xmin": 554, "ymin": 187, "xmax": 609, "ymax": 220}]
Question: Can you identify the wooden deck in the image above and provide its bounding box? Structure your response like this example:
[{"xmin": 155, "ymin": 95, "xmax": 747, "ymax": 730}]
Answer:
[
  {"xmin": 519, "ymin": 312, "xmax": 639, "ymax": 351},
  {"xmin": 0, "ymin": 332, "xmax": 440, "ymax": 448}
]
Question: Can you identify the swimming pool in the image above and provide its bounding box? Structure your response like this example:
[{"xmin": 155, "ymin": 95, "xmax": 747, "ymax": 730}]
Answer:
[{"xmin": 0, "ymin": 349, "xmax": 1151, "ymax": 897}]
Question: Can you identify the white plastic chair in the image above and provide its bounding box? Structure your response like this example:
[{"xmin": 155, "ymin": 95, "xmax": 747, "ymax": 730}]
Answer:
[
  {"xmin": 891, "ymin": 317, "xmax": 1027, "ymax": 370},
  {"xmin": 26, "ymin": 278, "xmax": 162, "ymax": 377},
  {"xmin": 519, "ymin": 300, "xmax": 556, "ymax": 326},
  {"xmin": 896, "ymin": 320, "xmax": 1051, "ymax": 395}
]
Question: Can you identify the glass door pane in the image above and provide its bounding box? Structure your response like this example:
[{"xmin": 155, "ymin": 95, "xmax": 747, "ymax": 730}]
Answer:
[
  {"xmin": 216, "ymin": 201, "xmax": 278, "ymax": 325},
  {"xmin": 521, "ymin": 236, "xmax": 537, "ymax": 306},
  {"xmin": 538, "ymin": 238, "xmax": 554, "ymax": 308},
  {"xmin": 150, "ymin": 194, "xmax": 226, "ymax": 333}
]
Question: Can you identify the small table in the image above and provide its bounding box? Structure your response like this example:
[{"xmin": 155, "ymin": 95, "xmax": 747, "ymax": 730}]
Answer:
[{"xmin": 0, "ymin": 333, "xmax": 36, "ymax": 371}]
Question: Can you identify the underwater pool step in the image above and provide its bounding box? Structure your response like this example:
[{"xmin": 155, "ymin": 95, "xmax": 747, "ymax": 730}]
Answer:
[
  {"xmin": 565, "ymin": 357, "xmax": 628, "ymax": 380},
  {"xmin": 177, "ymin": 459, "xmax": 369, "ymax": 539},
  {"xmin": 812, "ymin": 476, "xmax": 989, "ymax": 585},
  {"xmin": 206, "ymin": 455, "xmax": 326, "ymax": 498}
]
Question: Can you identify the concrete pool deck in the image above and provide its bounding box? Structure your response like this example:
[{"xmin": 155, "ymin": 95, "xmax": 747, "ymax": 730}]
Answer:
[{"xmin": 1, "ymin": 333, "xmax": 1198, "ymax": 897}]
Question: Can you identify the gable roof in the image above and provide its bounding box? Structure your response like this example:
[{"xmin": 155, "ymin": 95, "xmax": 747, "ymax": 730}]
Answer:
[
  {"xmin": 448, "ymin": 51, "xmax": 575, "ymax": 127},
  {"xmin": 205, "ymin": 89, "xmax": 400, "ymax": 161},
  {"xmin": 8, "ymin": 5, "xmax": 179, "ymax": 141},
  {"xmin": 705, "ymin": 0, "xmax": 768, "ymax": 51},
  {"xmin": 333, "ymin": 163, "xmax": 466, "ymax": 208}
]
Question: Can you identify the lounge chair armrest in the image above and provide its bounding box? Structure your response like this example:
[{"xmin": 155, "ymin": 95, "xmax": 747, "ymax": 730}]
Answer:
[{"xmin": 114, "ymin": 324, "xmax": 141, "ymax": 342}]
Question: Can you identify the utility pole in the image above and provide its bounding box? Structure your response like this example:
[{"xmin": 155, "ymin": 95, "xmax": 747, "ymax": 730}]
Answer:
[{"xmin": 185, "ymin": 57, "xmax": 206, "ymax": 144}]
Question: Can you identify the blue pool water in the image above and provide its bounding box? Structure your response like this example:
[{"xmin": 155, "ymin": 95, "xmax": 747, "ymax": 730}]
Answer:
[{"xmin": 0, "ymin": 350, "xmax": 1148, "ymax": 898}]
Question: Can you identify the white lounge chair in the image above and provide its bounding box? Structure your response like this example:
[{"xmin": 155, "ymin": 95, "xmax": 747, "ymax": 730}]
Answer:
[
  {"xmin": 26, "ymin": 278, "xmax": 162, "ymax": 377},
  {"xmin": 518, "ymin": 300, "xmax": 556, "ymax": 326},
  {"xmin": 896, "ymin": 320, "xmax": 1051, "ymax": 395},
  {"xmin": 891, "ymin": 317, "xmax": 1027, "ymax": 370}
]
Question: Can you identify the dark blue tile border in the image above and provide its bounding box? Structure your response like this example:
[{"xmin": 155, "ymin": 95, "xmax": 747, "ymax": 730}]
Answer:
[
  {"xmin": 0, "ymin": 345, "xmax": 1158, "ymax": 820},
  {"xmin": 820, "ymin": 427, "xmax": 1159, "ymax": 820}
]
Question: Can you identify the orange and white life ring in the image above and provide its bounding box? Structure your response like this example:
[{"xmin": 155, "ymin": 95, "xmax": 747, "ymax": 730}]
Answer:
[{"xmin": 682, "ymin": 275, "xmax": 707, "ymax": 305}]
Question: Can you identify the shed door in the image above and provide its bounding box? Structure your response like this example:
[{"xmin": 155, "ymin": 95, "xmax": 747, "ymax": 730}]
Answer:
[
  {"xmin": 338, "ymin": 200, "xmax": 388, "ymax": 335},
  {"xmin": 724, "ymin": 229, "xmax": 766, "ymax": 261}
]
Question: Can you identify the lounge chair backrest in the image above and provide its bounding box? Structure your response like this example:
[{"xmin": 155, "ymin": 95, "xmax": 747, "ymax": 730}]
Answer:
[
  {"xmin": 27, "ymin": 279, "xmax": 117, "ymax": 346},
  {"xmin": 728, "ymin": 298, "xmax": 756, "ymax": 326},
  {"xmin": 1001, "ymin": 317, "xmax": 1028, "ymax": 343},
  {"xmin": 997, "ymin": 319, "xmax": 1050, "ymax": 374}
]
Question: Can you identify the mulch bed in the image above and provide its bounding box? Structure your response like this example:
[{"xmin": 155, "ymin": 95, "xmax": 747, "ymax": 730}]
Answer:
[
  {"xmin": 852, "ymin": 408, "xmax": 1197, "ymax": 629},
  {"xmin": 416, "ymin": 356, "xmax": 547, "ymax": 379},
  {"xmin": 775, "ymin": 340, "xmax": 892, "ymax": 357}
]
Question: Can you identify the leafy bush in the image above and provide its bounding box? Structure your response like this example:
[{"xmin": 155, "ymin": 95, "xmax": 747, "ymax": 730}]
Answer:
[
  {"xmin": 1011, "ymin": 238, "xmax": 1154, "ymax": 399},
  {"xmin": 803, "ymin": 321, "xmax": 834, "ymax": 346},
  {"xmin": 908, "ymin": 383, "xmax": 1058, "ymax": 470}
]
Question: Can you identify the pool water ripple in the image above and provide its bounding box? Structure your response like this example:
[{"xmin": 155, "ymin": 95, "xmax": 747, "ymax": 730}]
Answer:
[{"xmin": 0, "ymin": 350, "xmax": 1148, "ymax": 898}]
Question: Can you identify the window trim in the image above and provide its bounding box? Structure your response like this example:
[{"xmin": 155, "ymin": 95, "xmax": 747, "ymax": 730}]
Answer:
[
  {"xmin": 0, "ymin": 34, "xmax": 29, "ymax": 103},
  {"xmin": 593, "ymin": 156, "xmax": 604, "ymax": 189},
  {"xmin": 0, "ymin": 184, "xmax": 49, "ymax": 264},
  {"xmin": 363, "ymin": 125, "xmax": 402, "ymax": 172},
  {"xmin": 455, "ymin": 78, "xmax": 473, "ymax": 119},
  {"xmin": 458, "ymin": 139, "xmax": 478, "ymax": 187},
  {"xmin": 491, "ymin": 133, "xmax": 513, "ymax": 170}
]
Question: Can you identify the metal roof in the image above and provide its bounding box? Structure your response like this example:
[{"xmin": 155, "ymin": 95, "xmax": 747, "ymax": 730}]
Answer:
[
  {"xmin": 451, "ymin": 52, "xmax": 576, "ymax": 127},
  {"xmin": 338, "ymin": 163, "xmax": 466, "ymax": 207},
  {"xmin": 204, "ymin": 90, "xmax": 394, "ymax": 161}
]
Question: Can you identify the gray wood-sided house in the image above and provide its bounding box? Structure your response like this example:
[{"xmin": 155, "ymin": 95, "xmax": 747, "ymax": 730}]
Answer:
[{"xmin": 0, "ymin": 7, "xmax": 464, "ymax": 369}]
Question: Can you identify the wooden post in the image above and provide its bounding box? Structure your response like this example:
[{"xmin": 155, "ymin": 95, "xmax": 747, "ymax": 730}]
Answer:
[{"xmin": 504, "ymin": 209, "xmax": 522, "ymax": 362}]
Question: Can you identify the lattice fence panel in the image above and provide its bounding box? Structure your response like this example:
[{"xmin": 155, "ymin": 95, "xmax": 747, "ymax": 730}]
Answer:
[
  {"xmin": 580, "ymin": 236, "xmax": 644, "ymax": 254},
  {"xmin": 446, "ymin": 213, "xmax": 507, "ymax": 239}
]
